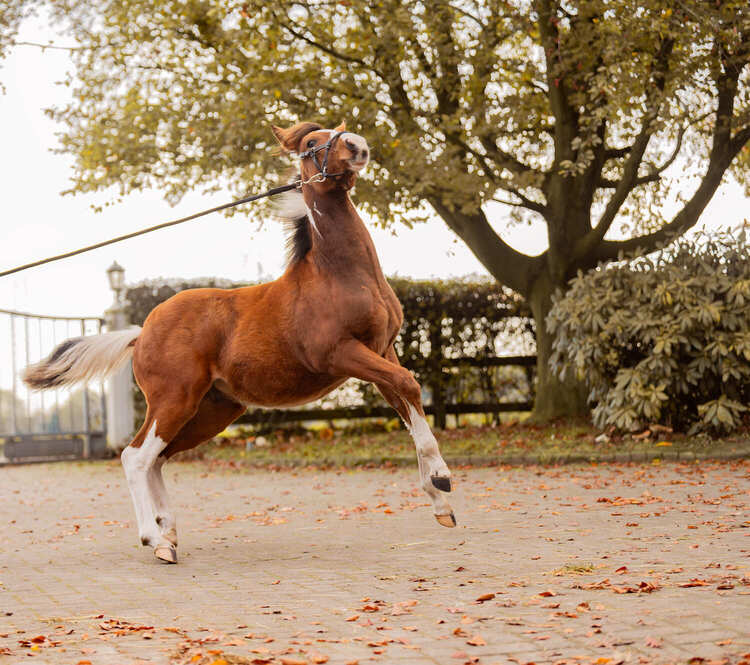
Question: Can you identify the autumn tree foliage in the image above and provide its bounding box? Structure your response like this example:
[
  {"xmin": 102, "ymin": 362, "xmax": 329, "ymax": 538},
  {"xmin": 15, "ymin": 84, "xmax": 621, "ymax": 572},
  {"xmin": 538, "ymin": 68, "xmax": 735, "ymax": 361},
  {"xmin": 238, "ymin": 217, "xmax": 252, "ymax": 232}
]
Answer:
[{"xmin": 5, "ymin": 1, "xmax": 750, "ymax": 419}]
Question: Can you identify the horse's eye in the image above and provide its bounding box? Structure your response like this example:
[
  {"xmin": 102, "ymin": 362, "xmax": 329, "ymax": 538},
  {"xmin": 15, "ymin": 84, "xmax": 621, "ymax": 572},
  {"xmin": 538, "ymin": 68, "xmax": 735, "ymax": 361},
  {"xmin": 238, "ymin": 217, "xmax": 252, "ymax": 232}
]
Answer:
[{"xmin": 306, "ymin": 139, "xmax": 316, "ymax": 148}]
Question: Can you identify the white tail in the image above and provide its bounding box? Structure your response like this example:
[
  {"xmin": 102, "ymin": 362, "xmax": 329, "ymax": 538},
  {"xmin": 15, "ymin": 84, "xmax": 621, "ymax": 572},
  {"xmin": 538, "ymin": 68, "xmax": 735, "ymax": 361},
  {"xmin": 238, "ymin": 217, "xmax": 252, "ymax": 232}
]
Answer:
[{"xmin": 22, "ymin": 327, "xmax": 141, "ymax": 390}]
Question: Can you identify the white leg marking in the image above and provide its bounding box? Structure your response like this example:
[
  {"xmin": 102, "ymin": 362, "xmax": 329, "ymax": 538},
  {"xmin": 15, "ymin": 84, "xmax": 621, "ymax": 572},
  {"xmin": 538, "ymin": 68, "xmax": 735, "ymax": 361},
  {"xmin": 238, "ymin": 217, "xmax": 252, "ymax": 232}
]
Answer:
[
  {"xmin": 148, "ymin": 456, "xmax": 177, "ymax": 545},
  {"xmin": 404, "ymin": 404, "xmax": 453, "ymax": 517},
  {"xmin": 121, "ymin": 421, "xmax": 173, "ymax": 548}
]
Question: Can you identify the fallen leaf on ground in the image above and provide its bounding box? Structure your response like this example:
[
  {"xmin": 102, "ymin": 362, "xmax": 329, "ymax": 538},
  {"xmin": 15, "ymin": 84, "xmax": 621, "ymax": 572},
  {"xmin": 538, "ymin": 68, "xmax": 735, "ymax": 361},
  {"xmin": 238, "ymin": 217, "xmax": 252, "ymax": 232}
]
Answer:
[{"xmin": 680, "ymin": 579, "xmax": 711, "ymax": 587}]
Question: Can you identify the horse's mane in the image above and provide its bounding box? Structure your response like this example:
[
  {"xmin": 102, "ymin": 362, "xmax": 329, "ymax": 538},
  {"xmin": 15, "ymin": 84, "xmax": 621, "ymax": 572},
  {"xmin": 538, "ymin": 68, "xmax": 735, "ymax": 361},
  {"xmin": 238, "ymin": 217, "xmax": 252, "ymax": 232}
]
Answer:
[{"xmin": 274, "ymin": 174, "xmax": 312, "ymax": 266}]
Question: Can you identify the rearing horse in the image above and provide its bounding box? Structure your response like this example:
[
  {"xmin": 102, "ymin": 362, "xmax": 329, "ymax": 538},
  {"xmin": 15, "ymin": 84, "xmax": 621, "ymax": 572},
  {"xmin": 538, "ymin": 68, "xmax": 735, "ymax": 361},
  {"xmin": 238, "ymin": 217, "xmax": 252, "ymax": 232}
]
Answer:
[{"xmin": 23, "ymin": 121, "xmax": 455, "ymax": 564}]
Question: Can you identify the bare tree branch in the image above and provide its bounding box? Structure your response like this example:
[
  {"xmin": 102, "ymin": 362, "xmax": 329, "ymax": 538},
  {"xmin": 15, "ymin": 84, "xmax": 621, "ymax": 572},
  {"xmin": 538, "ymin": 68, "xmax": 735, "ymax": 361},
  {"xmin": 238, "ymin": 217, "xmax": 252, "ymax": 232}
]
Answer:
[
  {"xmin": 429, "ymin": 197, "xmax": 541, "ymax": 295},
  {"xmin": 279, "ymin": 18, "xmax": 380, "ymax": 73},
  {"xmin": 604, "ymin": 145, "xmax": 632, "ymax": 160},
  {"xmin": 478, "ymin": 135, "xmax": 539, "ymax": 176},
  {"xmin": 598, "ymin": 123, "xmax": 686, "ymax": 188},
  {"xmin": 12, "ymin": 40, "xmax": 81, "ymax": 51},
  {"xmin": 595, "ymin": 122, "xmax": 750, "ymax": 262},
  {"xmin": 572, "ymin": 37, "xmax": 674, "ymax": 262},
  {"xmin": 490, "ymin": 194, "xmax": 546, "ymax": 215}
]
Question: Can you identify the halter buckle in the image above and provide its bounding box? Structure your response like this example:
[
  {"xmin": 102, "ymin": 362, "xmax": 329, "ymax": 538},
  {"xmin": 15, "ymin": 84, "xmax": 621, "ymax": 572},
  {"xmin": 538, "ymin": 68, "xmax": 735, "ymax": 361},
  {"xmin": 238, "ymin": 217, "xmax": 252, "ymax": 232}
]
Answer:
[{"xmin": 298, "ymin": 172, "xmax": 326, "ymax": 186}]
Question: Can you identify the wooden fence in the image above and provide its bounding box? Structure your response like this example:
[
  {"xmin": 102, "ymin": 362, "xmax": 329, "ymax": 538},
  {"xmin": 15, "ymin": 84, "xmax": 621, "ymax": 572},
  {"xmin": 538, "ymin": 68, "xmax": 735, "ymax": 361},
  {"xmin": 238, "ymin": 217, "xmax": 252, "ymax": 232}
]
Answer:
[{"xmin": 236, "ymin": 354, "xmax": 536, "ymax": 429}]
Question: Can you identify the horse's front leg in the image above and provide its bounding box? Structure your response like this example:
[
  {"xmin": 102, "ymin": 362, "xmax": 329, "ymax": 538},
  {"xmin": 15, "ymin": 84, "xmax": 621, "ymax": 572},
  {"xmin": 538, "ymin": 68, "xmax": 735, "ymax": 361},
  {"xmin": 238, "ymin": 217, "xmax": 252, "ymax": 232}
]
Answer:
[{"xmin": 327, "ymin": 341, "xmax": 455, "ymax": 527}]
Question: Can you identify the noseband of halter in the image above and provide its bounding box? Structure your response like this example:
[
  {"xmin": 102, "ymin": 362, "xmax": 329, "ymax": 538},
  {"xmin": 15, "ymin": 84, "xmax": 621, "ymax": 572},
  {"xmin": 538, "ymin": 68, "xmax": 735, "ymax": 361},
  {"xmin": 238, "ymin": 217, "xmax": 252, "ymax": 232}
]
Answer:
[{"xmin": 298, "ymin": 131, "xmax": 348, "ymax": 183}]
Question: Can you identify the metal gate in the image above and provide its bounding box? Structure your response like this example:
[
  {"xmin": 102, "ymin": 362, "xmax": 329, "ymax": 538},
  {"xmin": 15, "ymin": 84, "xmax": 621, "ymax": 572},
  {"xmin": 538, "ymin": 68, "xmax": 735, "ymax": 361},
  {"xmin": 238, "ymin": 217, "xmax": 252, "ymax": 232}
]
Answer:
[{"xmin": 0, "ymin": 309, "xmax": 108, "ymax": 463}]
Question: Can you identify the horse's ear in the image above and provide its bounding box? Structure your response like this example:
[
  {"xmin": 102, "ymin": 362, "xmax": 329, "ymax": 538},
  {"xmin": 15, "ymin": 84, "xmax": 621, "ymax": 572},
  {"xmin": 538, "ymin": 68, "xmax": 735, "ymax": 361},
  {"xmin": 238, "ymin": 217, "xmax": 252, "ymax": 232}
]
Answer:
[
  {"xmin": 334, "ymin": 121, "xmax": 346, "ymax": 133},
  {"xmin": 272, "ymin": 125, "xmax": 295, "ymax": 153}
]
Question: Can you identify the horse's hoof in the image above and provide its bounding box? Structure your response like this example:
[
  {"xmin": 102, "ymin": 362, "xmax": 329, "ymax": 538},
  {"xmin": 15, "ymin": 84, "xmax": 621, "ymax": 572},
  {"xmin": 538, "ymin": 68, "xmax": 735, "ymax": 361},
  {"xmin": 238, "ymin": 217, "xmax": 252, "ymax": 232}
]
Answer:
[
  {"xmin": 435, "ymin": 512, "xmax": 457, "ymax": 528},
  {"xmin": 431, "ymin": 475, "xmax": 452, "ymax": 492},
  {"xmin": 154, "ymin": 545, "xmax": 178, "ymax": 564},
  {"xmin": 165, "ymin": 528, "xmax": 178, "ymax": 547}
]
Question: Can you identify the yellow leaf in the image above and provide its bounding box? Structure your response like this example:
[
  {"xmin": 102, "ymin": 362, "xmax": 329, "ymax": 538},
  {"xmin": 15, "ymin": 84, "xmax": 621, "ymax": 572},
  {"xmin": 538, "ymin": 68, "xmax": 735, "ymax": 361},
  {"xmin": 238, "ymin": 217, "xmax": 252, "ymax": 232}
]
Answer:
[
  {"xmin": 655, "ymin": 441, "xmax": 672, "ymax": 447},
  {"xmin": 466, "ymin": 634, "xmax": 486, "ymax": 646}
]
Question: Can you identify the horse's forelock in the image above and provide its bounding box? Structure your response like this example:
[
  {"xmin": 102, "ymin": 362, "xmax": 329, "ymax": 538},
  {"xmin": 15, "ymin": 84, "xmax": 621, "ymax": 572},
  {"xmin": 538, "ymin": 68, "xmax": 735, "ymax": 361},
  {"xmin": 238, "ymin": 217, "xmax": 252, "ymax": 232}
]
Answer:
[{"xmin": 274, "ymin": 122, "xmax": 324, "ymax": 153}]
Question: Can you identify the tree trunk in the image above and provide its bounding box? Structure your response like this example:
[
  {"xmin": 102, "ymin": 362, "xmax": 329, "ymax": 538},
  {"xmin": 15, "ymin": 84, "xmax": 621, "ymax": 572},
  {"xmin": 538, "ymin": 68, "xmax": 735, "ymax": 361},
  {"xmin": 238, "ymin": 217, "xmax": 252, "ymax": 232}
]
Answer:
[
  {"xmin": 528, "ymin": 271, "xmax": 589, "ymax": 421},
  {"xmin": 429, "ymin": 203, "xmax": 589, "ymax": 422}
]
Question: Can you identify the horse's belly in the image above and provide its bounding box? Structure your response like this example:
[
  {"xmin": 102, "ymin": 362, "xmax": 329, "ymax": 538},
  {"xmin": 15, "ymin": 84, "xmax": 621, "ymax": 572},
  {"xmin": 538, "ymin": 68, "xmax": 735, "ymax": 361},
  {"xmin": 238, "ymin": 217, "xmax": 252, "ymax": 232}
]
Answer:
[{"xmin": 214, "ymin": 366, "xmax": 345, "ymax": 409}]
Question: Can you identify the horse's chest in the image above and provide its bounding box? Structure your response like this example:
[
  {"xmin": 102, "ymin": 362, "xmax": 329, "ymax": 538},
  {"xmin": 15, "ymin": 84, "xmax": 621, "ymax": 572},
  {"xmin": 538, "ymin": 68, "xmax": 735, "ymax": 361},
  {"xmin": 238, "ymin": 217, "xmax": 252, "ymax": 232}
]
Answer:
[{"xmin": 344, "ymin": 285, "xmax": 401, "ymax": 350}]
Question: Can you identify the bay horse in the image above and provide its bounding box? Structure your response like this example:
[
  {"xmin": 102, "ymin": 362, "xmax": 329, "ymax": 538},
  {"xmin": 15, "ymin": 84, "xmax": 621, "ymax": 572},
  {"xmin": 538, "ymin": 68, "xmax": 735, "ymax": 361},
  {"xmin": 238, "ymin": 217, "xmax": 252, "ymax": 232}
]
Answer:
[{"xmin": 22, "ymin": 121, "xmax": 454, "ymax": 564}]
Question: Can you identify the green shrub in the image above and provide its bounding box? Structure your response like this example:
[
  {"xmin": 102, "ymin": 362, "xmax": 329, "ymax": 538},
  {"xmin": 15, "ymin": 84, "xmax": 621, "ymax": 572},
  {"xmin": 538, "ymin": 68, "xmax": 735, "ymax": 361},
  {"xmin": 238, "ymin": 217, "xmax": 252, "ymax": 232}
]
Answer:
[{"xmin": 548, "ymin": 229, "xmax": 750, "ymax": 434}]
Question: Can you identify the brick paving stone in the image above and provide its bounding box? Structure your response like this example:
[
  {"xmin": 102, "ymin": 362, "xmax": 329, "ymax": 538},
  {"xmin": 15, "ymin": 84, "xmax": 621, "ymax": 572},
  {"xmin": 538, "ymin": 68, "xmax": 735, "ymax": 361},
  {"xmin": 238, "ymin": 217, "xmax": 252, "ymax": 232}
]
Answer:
[{"xmin": 0, "ymin": 459, "xmax": 749, "ymax": 665}]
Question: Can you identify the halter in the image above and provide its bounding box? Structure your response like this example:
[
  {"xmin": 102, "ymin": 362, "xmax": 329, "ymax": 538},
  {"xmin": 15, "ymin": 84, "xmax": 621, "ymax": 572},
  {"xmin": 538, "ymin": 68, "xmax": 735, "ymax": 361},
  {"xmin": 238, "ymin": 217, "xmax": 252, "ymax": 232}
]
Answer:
[{"xmin": 298, "ymin": 130, "xmax": 348, "ymax": 184}]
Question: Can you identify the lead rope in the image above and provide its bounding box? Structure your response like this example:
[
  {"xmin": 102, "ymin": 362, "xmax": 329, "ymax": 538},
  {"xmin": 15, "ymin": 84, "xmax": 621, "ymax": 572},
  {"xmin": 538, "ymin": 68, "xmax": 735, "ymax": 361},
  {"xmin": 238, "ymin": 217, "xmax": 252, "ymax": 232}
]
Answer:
[{"xmin": 0, "ymin": 180, "xmax": 302, "ymax": 279}]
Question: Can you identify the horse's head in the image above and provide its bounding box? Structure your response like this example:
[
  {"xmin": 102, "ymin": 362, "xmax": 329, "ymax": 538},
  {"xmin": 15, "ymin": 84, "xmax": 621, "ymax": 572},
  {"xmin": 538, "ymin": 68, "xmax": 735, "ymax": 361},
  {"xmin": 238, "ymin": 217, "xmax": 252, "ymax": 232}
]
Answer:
[{"xmin": 272, "ymin": 121, "xmax": 369, "ymax": 191}]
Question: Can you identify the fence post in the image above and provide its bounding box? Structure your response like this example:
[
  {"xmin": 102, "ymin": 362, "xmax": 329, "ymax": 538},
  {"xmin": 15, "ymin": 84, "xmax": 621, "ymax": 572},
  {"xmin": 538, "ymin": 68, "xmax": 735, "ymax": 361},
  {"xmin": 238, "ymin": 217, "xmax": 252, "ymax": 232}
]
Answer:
[
  {"xmin": 429, "ymin": 311, "xmax": 446, "ymax": 430},
  {"xmin": 80, "ymin": 318, "xmax": 91, "ymax": 457},
  {"xmin": 104, "ymin": 262, "xmax": 134, "ymax": 452}
]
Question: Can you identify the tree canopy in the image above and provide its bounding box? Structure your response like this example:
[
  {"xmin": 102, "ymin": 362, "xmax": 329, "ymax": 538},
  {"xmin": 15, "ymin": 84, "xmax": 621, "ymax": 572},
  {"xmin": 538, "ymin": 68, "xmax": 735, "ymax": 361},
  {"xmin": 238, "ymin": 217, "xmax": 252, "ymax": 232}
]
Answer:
[{"xmin": 5, "ymin": 0, "xmax": 750, "ymax": 418}]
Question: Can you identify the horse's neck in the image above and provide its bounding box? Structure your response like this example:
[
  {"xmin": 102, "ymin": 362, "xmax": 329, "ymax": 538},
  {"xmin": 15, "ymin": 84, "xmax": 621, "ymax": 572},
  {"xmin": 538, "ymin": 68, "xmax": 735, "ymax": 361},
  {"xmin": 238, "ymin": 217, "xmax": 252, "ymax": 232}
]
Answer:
[{"xmin": 304, "ymin": 189, "xmax": 385, "ymax": 280}]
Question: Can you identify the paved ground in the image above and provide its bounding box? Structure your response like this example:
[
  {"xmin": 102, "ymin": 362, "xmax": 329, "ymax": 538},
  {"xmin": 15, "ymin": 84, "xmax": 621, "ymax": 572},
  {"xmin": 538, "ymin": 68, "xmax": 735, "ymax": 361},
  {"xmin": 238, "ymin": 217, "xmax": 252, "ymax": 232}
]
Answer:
[{"xmin": 0, "ymin": 459, "xmax": 749, "ymax": 665}]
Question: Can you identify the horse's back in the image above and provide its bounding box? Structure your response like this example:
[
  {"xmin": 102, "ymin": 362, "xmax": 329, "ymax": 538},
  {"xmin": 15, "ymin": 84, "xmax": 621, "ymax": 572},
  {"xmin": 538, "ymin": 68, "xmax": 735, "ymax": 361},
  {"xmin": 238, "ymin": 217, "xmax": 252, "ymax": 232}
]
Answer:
[{"xmin": 132, "ymin": 284, "xmax": 270, "ymax": 380}]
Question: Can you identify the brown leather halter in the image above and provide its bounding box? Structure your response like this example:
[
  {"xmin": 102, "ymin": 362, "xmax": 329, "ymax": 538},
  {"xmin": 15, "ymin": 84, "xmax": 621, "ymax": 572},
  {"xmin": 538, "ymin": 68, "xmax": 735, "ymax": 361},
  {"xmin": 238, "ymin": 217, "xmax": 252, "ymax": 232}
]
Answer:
[{"xmin": 297, "ymin": 130, "xmax": 348, "ymax": 182}]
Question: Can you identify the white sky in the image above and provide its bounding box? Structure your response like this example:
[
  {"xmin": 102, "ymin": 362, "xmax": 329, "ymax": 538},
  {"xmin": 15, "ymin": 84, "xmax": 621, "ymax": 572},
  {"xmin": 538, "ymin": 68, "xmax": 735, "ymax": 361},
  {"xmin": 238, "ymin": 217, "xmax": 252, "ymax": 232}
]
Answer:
[{"xmin": 0, "ymin": 16, "xmax": 747, "ymax": 322}]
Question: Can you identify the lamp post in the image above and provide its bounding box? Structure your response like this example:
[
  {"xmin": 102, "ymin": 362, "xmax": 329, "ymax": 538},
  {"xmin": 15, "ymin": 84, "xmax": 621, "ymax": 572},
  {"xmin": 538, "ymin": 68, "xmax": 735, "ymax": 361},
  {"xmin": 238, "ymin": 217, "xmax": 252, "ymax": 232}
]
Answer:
[
  {"xmin": 104, "ymin": 261, "xmax": 134, "ymax": 451},
  {"xmin": 106, "ymin": 261, "xmax": 125, "ymax": 304}
]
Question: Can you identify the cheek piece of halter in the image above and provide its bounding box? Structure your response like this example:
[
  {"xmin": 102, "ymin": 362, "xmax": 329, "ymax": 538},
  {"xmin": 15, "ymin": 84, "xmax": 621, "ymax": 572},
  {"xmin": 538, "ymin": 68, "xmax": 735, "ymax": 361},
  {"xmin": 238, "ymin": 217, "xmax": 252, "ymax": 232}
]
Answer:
[{"xmin": 297, "ymin": 131, "xmax": 348, "ymax": 184}]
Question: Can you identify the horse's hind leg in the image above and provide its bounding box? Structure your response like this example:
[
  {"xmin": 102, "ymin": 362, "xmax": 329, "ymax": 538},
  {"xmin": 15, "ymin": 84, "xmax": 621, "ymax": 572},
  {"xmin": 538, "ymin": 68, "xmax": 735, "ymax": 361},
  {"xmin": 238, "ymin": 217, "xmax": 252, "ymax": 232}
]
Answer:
[
  {"xmin": 148, "ymin": 457, "xmax": 177, "ymax": 547},
  {"xmin": 122, "ymin": 416, "xmax": 176, "ymax": 561},
  {"xmin": 146, "ymin": 389, "xmax": 245, "ymax": 547},
  {"xmin": 161, "ymin": 387, "xmax": 246, "ymax": 460},
  {"xmin": 121, "ymin": 381, "xmax": 210, "ymax": 563}
]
